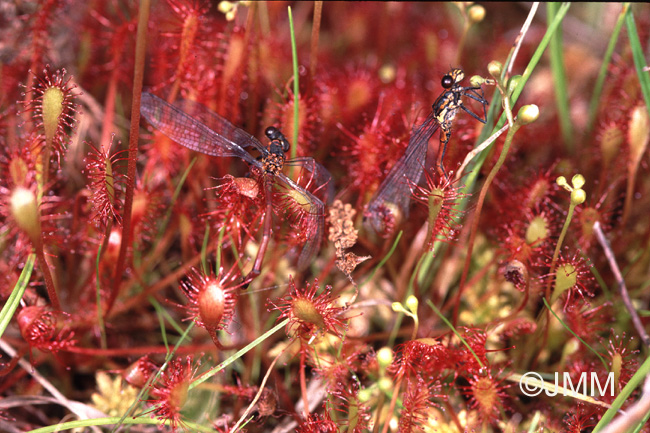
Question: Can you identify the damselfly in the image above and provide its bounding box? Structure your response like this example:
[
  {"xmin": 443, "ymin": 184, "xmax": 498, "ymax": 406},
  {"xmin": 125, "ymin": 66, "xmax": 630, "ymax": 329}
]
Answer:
[
  {"xmin": 140, "ymin": 92, "xmax": 332, "ymax": 284},
  {"xmin": 364, "ymin": 68, "xmax": 488, "ymax": 233}
]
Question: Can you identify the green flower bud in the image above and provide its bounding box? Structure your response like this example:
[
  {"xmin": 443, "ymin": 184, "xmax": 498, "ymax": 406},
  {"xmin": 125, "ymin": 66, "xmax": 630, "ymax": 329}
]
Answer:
[
  {"xmin": 468, "ymin": 5, "xmax": 486, "ymax": 23},
  {"xmin": 488, "ymin": 61, "xmax": 503, "ymax": 78},
  {"xmin": 10, "ymin": 187, "xmax": 41, "ymax": 244},
  {"xmin": 405, "ymin": 295, "xmax": 419, "ymax": 314},
  {"xmin": 517, "ymin": 104, "xmax": 539, "ymax": 125},
  {"xmin": 571, "ymin": 174, "xmax": 585, "ymax": 189},
  {"xmin": 571, "ymin": 188, "xmax": 586, "ymax": 205}
]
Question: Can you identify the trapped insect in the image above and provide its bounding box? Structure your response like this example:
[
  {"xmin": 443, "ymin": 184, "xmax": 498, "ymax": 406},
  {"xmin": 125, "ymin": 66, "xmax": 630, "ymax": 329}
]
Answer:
[
  {"xmin": 364, "ymin": 68, "xmax": 489, "ymax": 234},
  {"xmin": 140, "ymin": 92, "xmax": 332, "ymax": 284}
]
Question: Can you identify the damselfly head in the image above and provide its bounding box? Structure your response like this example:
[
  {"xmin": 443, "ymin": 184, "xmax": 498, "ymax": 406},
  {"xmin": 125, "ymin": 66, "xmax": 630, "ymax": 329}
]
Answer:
[
  {"xmin": 264, "ymin": 126, "xmax": 282, "ymax": 140},
  {"xmin": 265, "ymin": 126, "xmax": 291, "ymax": 152}
]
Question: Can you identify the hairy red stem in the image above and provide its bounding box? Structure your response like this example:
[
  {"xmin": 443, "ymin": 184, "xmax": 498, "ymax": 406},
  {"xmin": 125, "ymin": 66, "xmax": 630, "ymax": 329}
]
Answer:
[{"xmin": 106, "ymin": 0, "xmax": 150, "ymax": 315}]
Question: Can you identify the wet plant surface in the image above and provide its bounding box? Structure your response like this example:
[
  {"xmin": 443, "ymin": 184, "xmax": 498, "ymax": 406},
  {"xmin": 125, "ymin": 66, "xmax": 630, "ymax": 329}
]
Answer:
[{"xmin": 1, "ymin": 2, "xmax": 650, "ymax": 432}]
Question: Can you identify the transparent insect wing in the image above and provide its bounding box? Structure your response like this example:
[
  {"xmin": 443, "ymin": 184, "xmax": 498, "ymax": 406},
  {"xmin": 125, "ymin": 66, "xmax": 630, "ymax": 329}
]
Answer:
[
  {"xmin": 365, "ymin": 111, "xmax": 439, "ymax": 232},
  {"xmin": 174, "ymin": 98, "xmax": 268, "ymax": 155},
  {"xmin": 140, "ymin": 92, "xmax": 261, "ymax": 167},
  {"xmin": 274, "ymin": 172, "xmax": 325, "ymax": 270},
  {"xmin": 285, "ymin": 157, "xmax": 334, "ymax": 203}
]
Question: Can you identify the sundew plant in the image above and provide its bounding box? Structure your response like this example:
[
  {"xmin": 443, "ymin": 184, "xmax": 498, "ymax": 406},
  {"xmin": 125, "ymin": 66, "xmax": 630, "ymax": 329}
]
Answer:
[{"xmin": 1, "ymin": 2, "xmax": 650, "ymax": 432}]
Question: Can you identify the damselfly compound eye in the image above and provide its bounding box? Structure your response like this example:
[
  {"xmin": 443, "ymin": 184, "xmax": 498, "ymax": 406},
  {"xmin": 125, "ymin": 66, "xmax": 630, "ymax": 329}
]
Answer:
[
  {"xmin": 264, "ymin": 126, "xmax": 281, "ymax": 140},
  {"xmin": 441, "ymin": 74, "xmax": 454, "ymax": 88}
]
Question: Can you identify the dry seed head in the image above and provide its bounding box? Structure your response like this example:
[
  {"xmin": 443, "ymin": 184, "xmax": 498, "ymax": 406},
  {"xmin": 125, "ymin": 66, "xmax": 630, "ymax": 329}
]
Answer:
[
  {"xmin": 328, "ymin": 200, "xmax": 358, "ymax": 251},
  {"xmin": 504, "ymin": 260, "xmax": 528, "ymax": 289},
  {"xmin": 335, "ymin": 252, "xmax": 371, "ymax": 278}
]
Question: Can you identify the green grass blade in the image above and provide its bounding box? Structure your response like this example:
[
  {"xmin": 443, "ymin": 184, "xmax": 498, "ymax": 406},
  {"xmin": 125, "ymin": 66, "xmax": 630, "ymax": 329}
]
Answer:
[
  {"xmin": 0, "ymin": 254, "xmax": 36, "ymax": 339},
  {"xmin": 190, "ymin": 318, "xmax": 289, "ymax": 388},
  {"xmin": 462, "ymin": 2, "xmax": 571, "ymax": 197},
  {"xmin": 288, "ymin": 6, "xmax": 300, "ymax": 164},
  {"xmin": 593, "ymin": 353, "xmax": 650, "ymax": 432},
  {"xmin": 625, "ymin": 6, "xmax": 650, "ymax": 117},
  {"xmin": 586, "ymin": 3, "xmax": 629, "ymax": 132},
  {"xmin": 548, "ymin": 2, "xmax": 574, "ymax": 149},
  {"xmin": 543, "ymin": 298, "xmax": 608, "ymax": 369},
  {"xmin": 426, "ymin": 299, "xmax": 485, "ymax": 368},
  {"xmin": 360, "ymin": 231, "xmax": 403, "ymax": 288}
]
